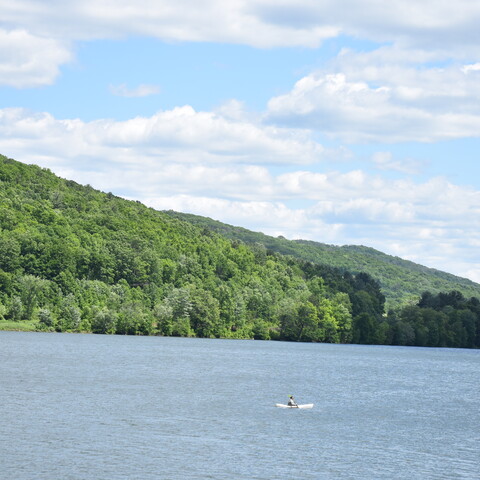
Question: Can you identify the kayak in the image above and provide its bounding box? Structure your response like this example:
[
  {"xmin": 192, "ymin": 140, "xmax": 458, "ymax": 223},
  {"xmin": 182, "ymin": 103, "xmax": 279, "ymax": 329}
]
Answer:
[{"xmin": 275, "ymin": 403, "xmax": 314, "ymax": 409}]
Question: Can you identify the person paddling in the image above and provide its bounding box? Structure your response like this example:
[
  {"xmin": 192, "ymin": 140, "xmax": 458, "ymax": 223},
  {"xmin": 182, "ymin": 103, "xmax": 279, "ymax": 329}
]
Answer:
[{"xmin": 288, "ymin": 395, "xmax": 298, "ymax": 407}]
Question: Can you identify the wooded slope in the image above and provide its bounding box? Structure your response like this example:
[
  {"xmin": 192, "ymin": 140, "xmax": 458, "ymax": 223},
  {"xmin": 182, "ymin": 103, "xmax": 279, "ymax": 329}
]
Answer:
[
  {"xmin": 163, "ymin": 211, "xmax": 480, "ymax": 310},
  {"xmin": 0, "ymin": 154, "xmax": 382, "ymax": 342},
  {"xmin": 2, "ymin": 154, "xmax": 479, "ymax": 347}
]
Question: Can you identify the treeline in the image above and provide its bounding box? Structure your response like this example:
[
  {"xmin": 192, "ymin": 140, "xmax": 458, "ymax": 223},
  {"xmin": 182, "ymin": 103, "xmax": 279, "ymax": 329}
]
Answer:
[
  {"xmin": 1, "ymin": 155, "xmax": 479, "ymax": 348},
  {"xmin": 380, "ymin": 291, "xmax": 480, "ymax": 348},
  {"xmin": 347, "ymin": 290, "xmax": 480, "ymax": 348},
  {"xmin": 0, "ymin": 155, "xmax": 383, "ymax": 342}
]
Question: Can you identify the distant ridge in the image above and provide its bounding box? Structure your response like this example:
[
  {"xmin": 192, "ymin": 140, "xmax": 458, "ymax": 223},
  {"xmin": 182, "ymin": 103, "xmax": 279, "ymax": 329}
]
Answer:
[{"xmin": 163, "ymin": 211, "xmax": 480, "ymax": 309}]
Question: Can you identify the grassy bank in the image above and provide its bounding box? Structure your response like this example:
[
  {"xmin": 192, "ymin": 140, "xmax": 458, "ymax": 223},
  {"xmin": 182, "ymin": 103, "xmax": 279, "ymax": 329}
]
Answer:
[{"xmin": 0, "ymin": 320, "xmax": 38, "ymax": 332}]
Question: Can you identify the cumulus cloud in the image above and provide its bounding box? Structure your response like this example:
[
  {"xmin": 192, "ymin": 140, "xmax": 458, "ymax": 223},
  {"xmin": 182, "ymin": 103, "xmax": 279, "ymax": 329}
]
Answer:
[
  {"xmin": 275, "ymin": 170, "xmax": 480, "ymax": 226},
  {"xmin": 0, "ymin": 105, "xmax": 324, "ymax": 172},
  {"xmin": 0, "ymin": 1, "xmax": 333, "ymax": 88},
  {"xmin": 0, "ymin": 28, "xmax": 71, "ymax": 87},
  {"xmin": 4, "ymin": 108, "xmax": 478, "ymax": 222},
  {"xmin": 0, "ymin": 0, "xmax": 338, "ymax": 47},
  {"xmin": 251, "ymin": 0, "xmax": 480, "ymax": 53},
  {"xmin": 267, "ymin": 45, "xmax": 480, "ymax": 142},
  {"xmin": 2, "ymin": 0, "xmax": 480, "ymax": 52},
  {"xmin": 3, "ymin": 1, "xmax": 480, "ymax": 89}
]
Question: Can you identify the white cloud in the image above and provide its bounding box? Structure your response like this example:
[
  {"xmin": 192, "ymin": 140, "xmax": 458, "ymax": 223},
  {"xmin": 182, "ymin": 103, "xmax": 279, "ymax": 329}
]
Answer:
[
  {"xmin": 0, "ymin": 28, "xmax": 71, "ymax": 87},
  {"xmin": 0, "ymin": 0, "xmax": 338, "ymax": 47},
  {"xmin": 251, "ymin": 0, "xmax": 480, "ymax": 53},
  {"xmin": 109, "ymin": 83, "xmax": 160, "ymax": 97},
  {"xmin": 3, "ymin": 0, "xmax": 480, "ymax": 51},
  {"xmin": 276, "ymin": 171, "xmax": 480, "ymax": 226},
  {"xmin": 464, "ymin": 268, "xmax": 480, "ymax": 284},
  {"xmin": 0, "ymin": 106, "xmax": 324, "ymax": 171},
  {"xmin": 462, "ymin": 63, "xmax": 480, "ymax": 74},
  {"xmin": 3, "ymin": 1, "xmax": 480, "ymax": 89},
  {"xmin": 267, "ymin": 46, "xmax": 480, "ymax": 142}
]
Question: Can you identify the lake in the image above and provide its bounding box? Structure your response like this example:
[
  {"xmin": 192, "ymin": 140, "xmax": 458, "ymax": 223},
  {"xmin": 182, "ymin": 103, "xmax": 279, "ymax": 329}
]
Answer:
[{"xmin": 0, "ymin": 331, "xmax": 478, "ymax": 479}]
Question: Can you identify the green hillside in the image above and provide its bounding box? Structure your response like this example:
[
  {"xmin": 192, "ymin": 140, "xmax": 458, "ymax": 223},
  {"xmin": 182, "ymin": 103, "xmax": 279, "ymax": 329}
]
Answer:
[
  {"xmin": 0, "ymin": 154, "xmax": 384, "ymax": 342},
  {"xmin": 163, "ymin": 211, "xmax": 480, "ymax": 310},
  {"xmin": 1, "ymin": 154, "xmax": 479, "ymax": 348}
]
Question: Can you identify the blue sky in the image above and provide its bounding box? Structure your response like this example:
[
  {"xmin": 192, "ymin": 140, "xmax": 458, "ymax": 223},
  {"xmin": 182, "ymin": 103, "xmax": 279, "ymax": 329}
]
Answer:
[{"xmin": 1, "ymin": 0, "xmax": 480, "ymax": 282}]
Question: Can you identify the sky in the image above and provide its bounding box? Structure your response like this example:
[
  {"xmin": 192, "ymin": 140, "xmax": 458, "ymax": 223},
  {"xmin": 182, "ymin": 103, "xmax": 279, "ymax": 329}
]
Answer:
[{"xmin": 1, "ymin": 0, "xmax": 480, "ymax": 282}]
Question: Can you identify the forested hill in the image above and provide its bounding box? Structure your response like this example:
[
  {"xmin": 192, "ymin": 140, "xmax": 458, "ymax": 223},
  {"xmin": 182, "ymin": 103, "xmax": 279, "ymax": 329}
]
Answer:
[
  {"xmin": 163, "ymin": 211, "xmax": 480, "ymax": 310},
  {"xmin": 0, "ymin": 154, "xmax": 384, "ymax": 342},
  {"xmin": 1, "ymin": 155, "xmax": 479, "ymax": 348}
]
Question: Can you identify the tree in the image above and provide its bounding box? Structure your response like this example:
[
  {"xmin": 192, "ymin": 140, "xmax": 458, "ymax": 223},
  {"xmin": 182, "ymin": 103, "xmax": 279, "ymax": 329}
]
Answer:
[
  {"xmin": 91, "ymin": 308, "xmax": 117, "ymax": 334},
  {"xmin": 278, "ymin": 297, "xmax": 301, "ymax": 341},
  {"xmin": 153, "ymin": 303, "xmax": 174, "ymax": 336},
  {"xmin": 421, "ymin": 308, "xmax": 441, "ymax": 347},
  {"xmin": 0, "ymin": 235, "xmax": 21, "ymax": 272},
  {"xmin": 38, "ymin": 308, "xmax": 55, "ymax": 328},
  {"xmin": 59, "ymin": 294, "xmax": 81, "ymax": 331},
  {"xmin": 392, "ymin": 321, "xmax": 415, "ymax": 346},
  {"xmin": 8, "ymin": 296, "xmax": 23, "ymax": 321},
  {"xmin": 189, "ymin": 288, "xmax": 222, "ymax": 338},
  {"xmin": 116, "ymin": 302, "xmax": 153, "ymax": 335},
  {"xmin": 296, "ymin": 302, "xmax": 318, "ymax": 342},
  {"xmin": 252, "ymin": 319, "xmax": 271, "ymax": 340},
  {"xmin": 352, "ymin": 313, "xmax": 378, "ymax": 345},
  {"xmin": 331, "ymin": 293, "xmax": 353, "ymax": 343},
  {"xmin": 317, "ymin": 299, "xmax": 338, "ymax": 343},
  {"xmin": 17, "ymin": 275, "xmax": 49, "ymax": 321}
]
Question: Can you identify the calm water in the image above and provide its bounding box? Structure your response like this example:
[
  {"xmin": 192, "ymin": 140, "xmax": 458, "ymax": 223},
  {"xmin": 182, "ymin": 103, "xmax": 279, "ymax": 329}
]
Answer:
[{"xmin": 0, "ymin": 332, "xmax": 479, "ymax": 479}]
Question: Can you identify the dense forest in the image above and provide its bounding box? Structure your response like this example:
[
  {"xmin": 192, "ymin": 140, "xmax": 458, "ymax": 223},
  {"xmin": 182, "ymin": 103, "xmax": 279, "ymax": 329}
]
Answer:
[
  {"xmin": 1, "ymin": 154, "xmax": 479, "ymax": 348},
  {"xmin": 164, "ymin": 211, "xmax": 480, "ymax": 309},
  {"xmin": 382, "ymin": 291, "xmax": 480, "ymax": 348}
]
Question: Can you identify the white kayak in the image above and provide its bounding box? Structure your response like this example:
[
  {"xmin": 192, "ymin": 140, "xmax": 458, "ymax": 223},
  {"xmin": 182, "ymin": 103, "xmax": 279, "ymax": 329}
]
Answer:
[{"xmin": 275, "ymin": 403, "xmax": 314, "ymax": 409}]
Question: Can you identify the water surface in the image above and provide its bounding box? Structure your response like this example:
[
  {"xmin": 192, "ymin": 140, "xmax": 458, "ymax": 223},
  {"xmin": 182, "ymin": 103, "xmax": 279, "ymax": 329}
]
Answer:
[{"xmin": 1, "ymin": 331, "xmax": 478, "ymax": 479}]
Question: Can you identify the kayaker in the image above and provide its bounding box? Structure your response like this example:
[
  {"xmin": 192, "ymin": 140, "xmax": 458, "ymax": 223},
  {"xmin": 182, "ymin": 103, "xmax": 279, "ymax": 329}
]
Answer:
[{"xmin": 288, "ymin": 395, "xmax": 298, "ymax": 407}]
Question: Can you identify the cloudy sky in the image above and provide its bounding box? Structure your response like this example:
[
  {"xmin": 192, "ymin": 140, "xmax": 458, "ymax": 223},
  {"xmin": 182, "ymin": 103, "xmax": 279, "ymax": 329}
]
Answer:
[{"xmin": 1, "ymin": 0, "xmax": 480, "ymax": 282}]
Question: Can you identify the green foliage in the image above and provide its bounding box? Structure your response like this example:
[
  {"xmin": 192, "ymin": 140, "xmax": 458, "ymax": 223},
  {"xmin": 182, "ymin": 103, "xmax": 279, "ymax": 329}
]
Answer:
[
  {"xmin": 1, "ymin": 154, "xmax": 478, "ymax": 348},
  {"xmin": 38, "ymin": 308, "xmax": 55, "ymax": 329},
  {"xmin": 17, "ymin": 274, "xmax": 49, "ymax": 320},
  {"xmin": 352, "ymin": 313, "xmax": 378, "ymax": 345},
  {"xmin": 8, "ymin": 296, "xmax": 23, "ymax": 321},
  {"xmin": 349, "ymin": 290, "xmax": 480, "ymax": 348},
  {"xmin": 164, "ymin": 211, "xmax": 480, "ymax": 310},
  {"xmin": 91, "ymin": 308, "xmax": 117, "ymax": 334},
  {"xmin": 251, "ymin": 319, "xmax": 272, "ymax": 340},
  {"xmin": 59, "ymin": 294, "xmax": 82, "ymax": 331}
]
